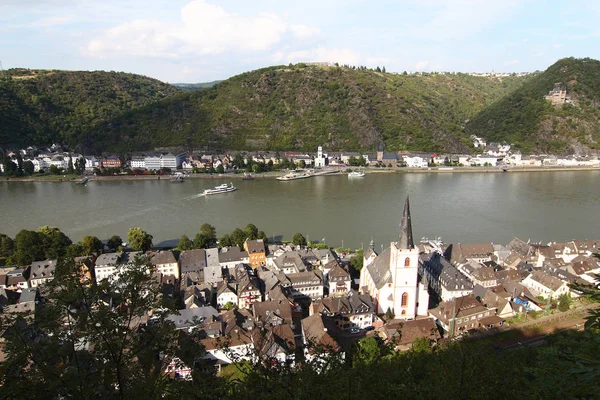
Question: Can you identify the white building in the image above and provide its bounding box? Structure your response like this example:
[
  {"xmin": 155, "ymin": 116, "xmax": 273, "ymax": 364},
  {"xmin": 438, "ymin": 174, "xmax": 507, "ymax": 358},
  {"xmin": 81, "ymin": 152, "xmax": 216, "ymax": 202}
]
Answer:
[
  {"xmin": 131, "ymin": 156, "xmax": 146, "ymax": 170},
  {"xmin": 403, "ymin": 156, "xmax": 429, "ymax": 168},
  {"xmin": 314, "ymin": 146, "xmax": 328, "ymax": 168},
  {"xmin": 359, "ymin": 197, "xmax": 429, "ymax": 318}
]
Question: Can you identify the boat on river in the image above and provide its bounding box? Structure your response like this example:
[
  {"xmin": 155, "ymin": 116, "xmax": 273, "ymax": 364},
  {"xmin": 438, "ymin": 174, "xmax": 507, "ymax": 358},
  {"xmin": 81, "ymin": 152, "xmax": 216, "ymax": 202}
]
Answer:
[
  {"xmin": 76, "ymin": 177, "xmax": 89, "ymax": 185},
  {"xmin": 203, "ymin": 183, "xmax": 237, "ymax": 195},
  {"xmin": 348, "ymin": 170, "xmax": 365, "ymax": 178},
  {"xmin": 170, "ymin": 175, "xmax": 184, "ymax": 182},
  {"xmin": 277, "ymin": 171, "xmax": 311, "ymax": 181},
  {"xmin": 242, "ymin": 173, "xmax": 255, "ymax": 180}
]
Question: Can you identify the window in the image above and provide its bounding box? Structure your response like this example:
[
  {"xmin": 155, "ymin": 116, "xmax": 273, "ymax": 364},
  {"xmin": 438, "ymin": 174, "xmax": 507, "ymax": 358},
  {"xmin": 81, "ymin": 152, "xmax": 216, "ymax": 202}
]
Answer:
[
  {"xmin": 401, "ymin": 292, "xmax": 408, "ymax": 307},
  {"xmin": 404, "ymin": 257, "xmax": 411, "ymax": 267},
  {"xmin": 401, "ymin": 310, "xmax": 406, "ymax": 316}
]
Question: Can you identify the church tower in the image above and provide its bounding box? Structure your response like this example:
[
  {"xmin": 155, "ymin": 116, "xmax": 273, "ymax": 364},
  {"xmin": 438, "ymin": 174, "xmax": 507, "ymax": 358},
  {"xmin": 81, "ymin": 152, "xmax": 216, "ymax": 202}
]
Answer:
[{"xmin": 390, "ymin": 196, "xmax": 420, "ymax": 318}]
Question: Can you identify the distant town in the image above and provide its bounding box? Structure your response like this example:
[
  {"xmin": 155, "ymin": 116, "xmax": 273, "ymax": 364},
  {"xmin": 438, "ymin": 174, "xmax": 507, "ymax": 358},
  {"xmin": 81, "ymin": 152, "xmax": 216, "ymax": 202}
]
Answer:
[
  {"xmin": 2, "ymin": 137, "xmax": 600, "ymax": 177},
  {"xmin": 1, "ymin": 197, "xmax": 598, "ymax": 380}
]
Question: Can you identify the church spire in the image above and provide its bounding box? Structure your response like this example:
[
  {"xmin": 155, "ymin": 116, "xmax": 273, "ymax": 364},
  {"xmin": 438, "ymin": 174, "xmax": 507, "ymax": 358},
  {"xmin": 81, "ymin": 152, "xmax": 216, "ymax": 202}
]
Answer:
[{"xmin": 398, "ymin": 196, "xmax": 414, "ymax": 250}]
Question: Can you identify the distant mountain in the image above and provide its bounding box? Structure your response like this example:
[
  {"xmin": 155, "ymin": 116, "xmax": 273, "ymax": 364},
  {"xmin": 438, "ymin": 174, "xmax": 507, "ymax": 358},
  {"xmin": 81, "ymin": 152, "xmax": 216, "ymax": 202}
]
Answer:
[
  {"xmin": 82, "ymin": 64, "xmax": 528, "ymax": 153},
  {"xmin": 0, "ymin": 69, "xmax": 180, "ymax": 148},
  {"xmin": 172, "ymin": 81, "xmax": 223, "ymax": 91},
  {"xmin": 466, "ymin": 58, "xmax": 600, "ymax": 154}
]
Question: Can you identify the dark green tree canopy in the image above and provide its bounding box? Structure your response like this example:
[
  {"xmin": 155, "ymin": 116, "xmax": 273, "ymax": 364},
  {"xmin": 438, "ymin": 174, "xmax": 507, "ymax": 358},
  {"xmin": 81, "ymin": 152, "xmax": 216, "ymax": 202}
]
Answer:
[{"xmin": 127, "ymin": 227, "xmax": 153, "ymax": 252}]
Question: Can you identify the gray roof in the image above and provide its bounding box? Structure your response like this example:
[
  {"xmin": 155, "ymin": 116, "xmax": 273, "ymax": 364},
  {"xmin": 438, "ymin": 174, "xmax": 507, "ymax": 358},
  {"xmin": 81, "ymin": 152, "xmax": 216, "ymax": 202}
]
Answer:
[
  {"xmin": 95, "ymin": 252, "xmax": 122, "ymax": 267},
  {"xmin": 365, "ymin": 247, "xmax": 392, "ymax": 289},
  {"xmin": 205, "ymin": 248, "xmax": 220, "ymax": 267},
  {"xmin": 398, "ymin": 196, "xmax": 414, "ymax": 250},
  {"xmin": 166, "ymin": 307, "xmax": 219, "ymax": 329},
  {"xmin": 29, "ymin": 259, "xmax": 57, "ymax": 280},
  {"xmin": 180, "ymin": 249, "xmax": 207, "ymax": 274},
  {"xmin": 218, "ymin": 248, "xmax": 248, "ymax": 263},
  {"xmin": 420, "ymin": 252, "xmax": 473, "ymax": 291}
]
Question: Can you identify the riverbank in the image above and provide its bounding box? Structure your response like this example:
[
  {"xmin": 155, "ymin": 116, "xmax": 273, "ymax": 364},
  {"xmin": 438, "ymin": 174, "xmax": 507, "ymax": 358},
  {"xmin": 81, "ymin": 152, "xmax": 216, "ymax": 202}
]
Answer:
[{"xmin": 2, "ymin": 165, "xmax": 599, "ymax": 182}]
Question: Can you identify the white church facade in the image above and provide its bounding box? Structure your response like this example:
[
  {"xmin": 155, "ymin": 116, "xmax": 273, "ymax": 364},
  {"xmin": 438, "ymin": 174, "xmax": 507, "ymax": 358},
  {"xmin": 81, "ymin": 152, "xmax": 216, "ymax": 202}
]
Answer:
[{"xmin": 359, "ymin": 197, "xmax": 429, "ymax": 318}]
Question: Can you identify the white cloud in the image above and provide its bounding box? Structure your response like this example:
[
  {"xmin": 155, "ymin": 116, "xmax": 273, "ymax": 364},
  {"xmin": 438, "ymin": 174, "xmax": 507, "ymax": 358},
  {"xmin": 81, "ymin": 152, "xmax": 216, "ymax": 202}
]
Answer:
[
  {"xmin": 83, "ymin": 0, "xmax": 317, "ymax": 59},
  {"xmin": 290, "ymin": 24, "xmax": 320, "ymax": 39},
  {"xmin": 504, "ymin": 59, "xmax": 519, "ymax": 65},
  {"xmin": 414, "ymin": 60, "xmax": 429, "ymax": 70}
]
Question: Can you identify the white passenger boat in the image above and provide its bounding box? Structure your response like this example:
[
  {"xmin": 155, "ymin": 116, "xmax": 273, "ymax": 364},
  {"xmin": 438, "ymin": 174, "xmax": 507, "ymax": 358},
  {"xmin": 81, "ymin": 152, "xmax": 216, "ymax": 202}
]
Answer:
[
  {"xmin": 348, "ymin": 170, "xmax": 365, "ymax": 177},
  {"xmin": 203, "ymin": 183, "xmax": 237, "ymax": 195},
  {"xmin": 277, "ymin": 171, "xmax": 311, "ymax": 181}
]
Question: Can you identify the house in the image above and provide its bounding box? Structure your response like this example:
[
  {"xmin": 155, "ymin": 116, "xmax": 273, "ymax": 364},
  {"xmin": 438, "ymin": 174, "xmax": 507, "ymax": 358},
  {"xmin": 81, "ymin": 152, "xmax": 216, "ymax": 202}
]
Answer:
[
  {"xmin": 179, "ymin": 249, "xmax": 207, "ymax": 275},
  {"xmin": 130, "ymin": 156, "xmax": 146, "ymax": 170},
  {"xmin": 28, "ymin": 259, "xmax": 57, "ymax": 288},
  {"xmin": 253, "ymin": 299, "xmax": 293, "ymax": 327},
  {"xmin": 301, "ymin": 313, "xmax": 341, "ymax": 362},
  {"xmin": 148, "ymin": 250, "xmax": 179, "ymax": 278},
  {"xmin": 101, "ymin": 156, "xmax": 122, "ymax": 169},
  {"xmin": 94, "ymin": 252, "xmax": 142, "ymax": 283},
  {"xmin": 445, "ymin": 243, "xmax": 495, "ymax": 264},
  {"xmin": 252, "ymin": 324, "xmax": 296, "ymax": 365},
  {"xmin": 286, "ymin": 270, "xmax": 324, "ymax": 300},
  {"xmin": 326, "ymin": 263, "xmax": 352, "ymax": 297},
  {"xmin": 4, "ymin": 268, "xmax": 30, "ymax": 290},
  {"xmin": 359, "ymin": 197, "xmax": 429, "ymax": 318},
  {"xmin": 218, "ymin": 247, "xmax": 249, "ymax": 270},
  {"xmin": 244, "ymin": 239, "xmax": 267, "ymax": 269},
  {"xmin": 472, "ymin": 285, "xmax": 514, "ymax": 318},
  {"xmin": 270, "ymin": 251, "xmax": 307, "ymax": 274},
  {"xmin": 382, "ymin": 318, "xmax": 441, "ymax": 351},
  {"xmin": 234, "ymin": 264, "xmax": 261, "ymax": 309},
  {"xmin": 216, "ymin": 281, "xmax": 238, "ymax": 309},
  {"xmin": 428, "ymin": 294, "xmax": 500, "ymax": 337},
  {"xmin": 313, "ymin": 291, "xmax": 376, "ymax": 330},
  {"xmin": 522, "ymin": 271, "xmax": 570, "ymax": 299},
  {"xmin": 182, "ymin": 283, "xmax": 213, "ymax": 308},
  {"xmin": 0, "ymin": 287, "xmax": 38, "ymax": 314},
  {"xmin": 419, "ymin": 252, "xmax": 473, "ymax": 302}
]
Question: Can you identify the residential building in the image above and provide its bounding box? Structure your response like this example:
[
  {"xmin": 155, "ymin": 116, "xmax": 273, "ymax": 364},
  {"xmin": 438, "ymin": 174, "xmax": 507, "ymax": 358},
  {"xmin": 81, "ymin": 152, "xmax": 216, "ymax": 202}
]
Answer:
[
  {"xmin": 522, "ymin": 271, "xmax": 570, "ymax": 299},
  {"xmin": 287, "ymin": 270, "xmax": 324, "ymax": 299},
  {"xmin": 131, "ymin": 156, "xmax": 146, "ymax": 169},
  {"xmin": 419, "ymin": 252, "xmax": 474, "ymax": 301},
  {"xmin": 148, "ymin": 250, "xmax": 179, "ymax": 278},
  {"xmin": 216, "ymin": 281, "xmax": 238, "ymax": 309},
  {"xmin": 179, "ymin": 249, "xmax": 207, "ymax": 275},
  {"xmin": 326, "ymin": 262, "xmax": 352, "ymax": 297},
  {"xmin": 218, "ymin": 247, "xmax": 249, "ymax": 270},
  {"xmin": 428, "ymin": 294, "xmax": 500, "ymax": 337},
  {"xmin": 101, "ymin": 156, "xmax": 122, "ymax": 168},
  {"xmin": 244, "ymin": 239, "xmax": 266, "ymax": 269},
  {"xmin": 28, "ymin": 259, "xmax": 57, "ymax": 288},
  {"xmin": 313, "ymin": 291, "xmax": 375, "ymax": 330}
]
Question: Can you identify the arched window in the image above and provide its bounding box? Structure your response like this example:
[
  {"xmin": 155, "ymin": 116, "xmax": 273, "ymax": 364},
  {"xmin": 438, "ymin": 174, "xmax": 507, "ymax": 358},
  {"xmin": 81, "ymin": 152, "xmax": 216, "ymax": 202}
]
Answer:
[
  {"xmin": 401, "ymin": 310, "xmax": 406, "ymax": 316},
  {"xmin": 401, "ymin": 292, "xmax": 408, "ymax": 307},
  {"xmin": 404, "ymin": 257, "xmax": 410, "ymax": 267}
]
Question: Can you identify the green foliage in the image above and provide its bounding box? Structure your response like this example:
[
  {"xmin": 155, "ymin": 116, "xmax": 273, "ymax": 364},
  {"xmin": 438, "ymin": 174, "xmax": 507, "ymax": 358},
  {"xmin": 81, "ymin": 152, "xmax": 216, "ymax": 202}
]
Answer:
[
  {"xmin": 292, "ymin": 232, "xmax": 307, "ymax": 247},
  {"xmin": 230, "ymin": 228, "xmax": 246, "ymax": 248},
  {"xmin": 127, "ymin": 227, "xmax": 153, "ymax": 252},
  {"xmin": 466, "ymin": 57, "xmax": 600, "ymax": 153},
  {"xmin": 385, "ymin": 307, "xmax": 393, "ymax": 320},
  {"xmin": 0, "ymin": 233, "xmax": 14, "ymax": 258},
  {"xmin": 34, "ymin": 64, "xmax": 528, "ymax": 154},
  {"xmin": 349, "ymin": 249, "xmax": 364, "ymax": 271},
  {"xmin": 0, "ymin": 254, "xmax": 198, "ymax": 399},
  {"xmin": 219, "ymin": 234, "xmax": 233, "ymax": 247},
  {"xmin": 411, "ymin": 337, "xmax": 432, "ymax": 353},
  {"xmin": 558, "ymin": 293, "xmax": 572, "ymax": 312},
  {"xmin": 0, "ymin": 69, "xmax": 180, "ymax": 149},
  {"xmin": 107, "ymin": 235, "xmax": 123, "ymax": 251},
  {"xmin": 78, "ymin": 235, "xmax": 104, "ymax": 256},
  {"xmin": 244, "ymin": 224, "xmax": 259, "ymax": 241},
  {"xmin": 177, "ymin": 234, "xmax": 194, "ymax": 251},
  {"xmin": 353, "ymin": 336, "xmax": 384, "ymax": 365}
]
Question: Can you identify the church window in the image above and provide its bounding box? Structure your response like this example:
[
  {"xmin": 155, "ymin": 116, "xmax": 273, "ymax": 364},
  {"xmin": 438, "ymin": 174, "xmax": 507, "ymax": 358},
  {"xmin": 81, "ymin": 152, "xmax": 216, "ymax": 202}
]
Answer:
[
  {"xmin": 404, "ymin": 257, "xmax": 410, "ymax": 267},
  {"xmin": 401, "ymin": 292, "xmax": 408, "ymax": 307}
]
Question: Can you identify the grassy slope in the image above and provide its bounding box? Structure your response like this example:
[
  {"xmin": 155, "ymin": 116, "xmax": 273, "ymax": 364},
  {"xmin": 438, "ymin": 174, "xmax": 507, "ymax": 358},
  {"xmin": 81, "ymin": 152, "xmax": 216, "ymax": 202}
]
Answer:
[
  {"xmin": 0, "ymin": 69, "xmax": 180, "ymax": 148},
  {"xmin": 86, "ymin": 64, "xmax": 527, "ymax": 153},
  {"xmin": 465, "ymin": 57, "xmax": 600, "ymax": 154}
]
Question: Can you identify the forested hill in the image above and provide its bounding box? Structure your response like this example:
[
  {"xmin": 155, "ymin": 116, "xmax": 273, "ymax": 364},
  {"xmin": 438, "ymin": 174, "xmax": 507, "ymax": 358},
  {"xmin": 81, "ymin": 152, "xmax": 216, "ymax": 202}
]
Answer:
[
  {"xmin": 0, "ymin": 69, "xmax": 180, "ymax": 148},
  {"xmin": 465, "ymin": 57, "xmax": 600, "ymax": 154},
  {"xmin": 83, "ymin": 65, "xmax": 527, "ymax": 153}
]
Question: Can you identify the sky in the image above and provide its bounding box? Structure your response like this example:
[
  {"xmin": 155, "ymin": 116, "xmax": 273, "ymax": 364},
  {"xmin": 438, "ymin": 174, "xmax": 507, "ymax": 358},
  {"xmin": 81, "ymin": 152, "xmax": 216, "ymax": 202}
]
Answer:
[{"xmin": 2, "ymin": 0, "xmax": 600, "ymax": 83}]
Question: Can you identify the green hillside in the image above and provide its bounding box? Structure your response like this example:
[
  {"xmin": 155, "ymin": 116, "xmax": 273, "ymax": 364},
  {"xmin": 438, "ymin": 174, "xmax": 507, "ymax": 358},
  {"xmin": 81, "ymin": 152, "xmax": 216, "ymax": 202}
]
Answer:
[
  {"xmin": 83, "ymin": 64, "xmax": 528, "ymax": 153},
  {"xmin": 465, "ymin": 57, "xmax": 600, "ymax": 154},
  {"xmin": 0, "ymin": 69, "xmax": 180, "ymax": 148}
]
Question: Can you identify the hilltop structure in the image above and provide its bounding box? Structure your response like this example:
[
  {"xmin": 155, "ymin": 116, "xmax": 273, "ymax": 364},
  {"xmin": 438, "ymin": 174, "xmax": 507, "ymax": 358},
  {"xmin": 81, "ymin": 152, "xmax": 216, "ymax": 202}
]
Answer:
[{"xmin": 359, "ymin": 197, "xmax": 429, "ymax": 318}]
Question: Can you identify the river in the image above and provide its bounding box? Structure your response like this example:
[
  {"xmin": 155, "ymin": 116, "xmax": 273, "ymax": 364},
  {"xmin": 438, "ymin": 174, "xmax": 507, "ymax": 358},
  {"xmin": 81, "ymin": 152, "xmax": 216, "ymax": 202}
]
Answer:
[{"xmin": 1, "ymin": 170, "xmax": 599, "ymax": 249}]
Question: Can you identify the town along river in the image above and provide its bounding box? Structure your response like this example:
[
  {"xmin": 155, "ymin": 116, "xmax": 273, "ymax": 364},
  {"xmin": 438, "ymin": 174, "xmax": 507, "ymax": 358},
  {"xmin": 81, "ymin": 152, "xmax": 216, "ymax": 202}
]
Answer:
[{"xmin": 1, "ymin": 170, "xmax": 599, "ymax": 249}]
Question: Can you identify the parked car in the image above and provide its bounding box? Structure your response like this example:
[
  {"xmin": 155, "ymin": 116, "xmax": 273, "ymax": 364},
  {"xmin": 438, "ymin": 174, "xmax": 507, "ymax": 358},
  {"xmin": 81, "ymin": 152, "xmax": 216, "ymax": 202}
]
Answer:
[
  {"xmin": 364, "ymin": 326, "xmax": 375, "ymax": 331},
  {"xmin": 349, "ymin": 327, "xmax": 360, "ymax": 334}
]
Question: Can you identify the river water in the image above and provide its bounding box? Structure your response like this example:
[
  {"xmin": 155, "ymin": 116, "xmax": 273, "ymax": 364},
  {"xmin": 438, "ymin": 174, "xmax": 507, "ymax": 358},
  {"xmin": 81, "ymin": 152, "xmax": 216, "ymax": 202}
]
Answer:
[{"xmin": 1, "ymin": 171, "xmax": 599, "ymax": 249}]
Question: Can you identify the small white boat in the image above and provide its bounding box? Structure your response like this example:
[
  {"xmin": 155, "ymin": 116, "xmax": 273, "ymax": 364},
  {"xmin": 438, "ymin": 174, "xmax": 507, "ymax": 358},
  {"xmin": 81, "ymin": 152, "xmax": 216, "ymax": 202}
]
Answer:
[
  {"xmin": 348, "ymin": 170, "xmax": 365, "ymax": 178},
  {"xmin": 277, "ymin": 171, "xmax": 311, "ymax": 181},
  {"xmin": 203, "ymin": 183, "xmax": 237, "ymax": 195}
]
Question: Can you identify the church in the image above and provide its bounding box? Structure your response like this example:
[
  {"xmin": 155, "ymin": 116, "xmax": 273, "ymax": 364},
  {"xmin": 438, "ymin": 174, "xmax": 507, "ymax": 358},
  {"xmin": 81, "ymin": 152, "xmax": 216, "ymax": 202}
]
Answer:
[{"xmin": 359, "ymin": 196, "xmax": 429, "ymax": 318}]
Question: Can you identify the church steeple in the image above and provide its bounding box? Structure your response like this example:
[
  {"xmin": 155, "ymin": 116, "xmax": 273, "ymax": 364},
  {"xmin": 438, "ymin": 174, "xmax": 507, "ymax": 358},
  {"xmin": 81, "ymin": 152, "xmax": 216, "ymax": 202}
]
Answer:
[{"xmin": 398, "ymin": 196, "xmax": 414, "ymax": 250}]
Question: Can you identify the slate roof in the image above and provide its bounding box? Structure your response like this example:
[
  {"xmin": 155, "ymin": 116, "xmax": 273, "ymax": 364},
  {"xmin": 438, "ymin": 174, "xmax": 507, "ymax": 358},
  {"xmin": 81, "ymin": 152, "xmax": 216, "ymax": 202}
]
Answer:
[
  {"xmin": 420, "ymin": 252, "xmax": 473, "ymax": 291},
  {"xmin": 301, "ymin": 314, "xmax": 340, "ymax": 351},
  {"xmin": 218, "ymin": 248, "xmax": 248, "ymax": 263},
  {"xmin": 95, "ymin": 252, "xmax": 122, "ymax": 267},
  {"xmin": 166, "ymin": 307, "xmax": 219, "ymax": 329},
  {"xmin": 365, "ymin": 247, "xmax": 392, "ymax": 289},
  {"xmin": 507, "ymin": 237, "xmax": 537, "ymax": 257},
  {"xmin": 528, "ymin": 271, "xmax": 566, "ymax": 291},
  {"xmin": 29, "ymin": 259, "xmax": 57, "ymax": 280},
  {"xmin": 245, "ymin": 239, "xmax": 266, "ymax": 254},
  {"xmin": 252, "ymin": 299, "xmax": 292, "ymax": 326},
  {"xmin": 147, "ymin": 250, "xmax": 177, "ymax": 265},
  {"xmin": 179, "ymin": 249, "xmax": 207, "ymax": 274}
]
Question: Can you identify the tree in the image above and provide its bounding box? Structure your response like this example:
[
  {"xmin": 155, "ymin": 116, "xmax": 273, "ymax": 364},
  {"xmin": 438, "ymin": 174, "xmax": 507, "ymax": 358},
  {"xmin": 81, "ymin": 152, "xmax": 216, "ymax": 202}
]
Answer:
[
  {"xmin": 257, "ymin": 231, "xmax": 268, "ymax": 243},
  {"xmin": 230, "ymin": 228, "xmax": 246, "ymax": 248},
  {"xmin": 349, "ymin": 249, "xmax": 364, "ymax": 272},
  {"xmin": 23, "ymin": 160, "xmax": 34, "ymax": 175},
  {"xmin": 107, "ymin": 235, "xmax": 123, "ymax": 251},
  {"xmin": 0, "ymin": 233, "xmax": 14, "ymax": 258},
  {"xmin": 411, "ymin": 337, "xmax": 432, "ymax": 353},
  {"xmin": 376, "ymin": 66, "xmax": 381, "ymax": 72},
  {"xmin": 193, "ymin": 233, "xmax": 212, "ymax": 249},
  {"xmin": 0, "ymin": 254, "xmax": 196, "ymax": 399},
  {"xmin": 354, "ymin": 337, "xmax": 382, "ymax": 365},
  {"xmin": 49, "ymin": 164, "xmax": 61, "ymax": 175},
  {"xmin": 37, "ymin": 226, "xmax": 72, "ymax": 259},
  {"xmin": 244, "ymin": 224, "xmax": 258, "ymax": 241},
  {"xmin": 200, "ymin": 223, "xmax": 216, "ymax": 242},
  {"xmin": 382, "ymin": 66, "xmax": 386, "ymax": 73},
  {"xmin": 385, "ymin": 307, "xmax": 393, "ymax": 320},
  {"xmin": 558, "ymin": 293, "xmax": 572, "ymax": 312},
  {"xmin": 232, "ymin": 153, "xmax": 245, "ymax": 169},
  {"xmin": 67, "ymin": 153, "xmax": 74, "ymax": 174},
  {"xmin": 127, "ymin": 227, "xmax": 153, "ymax": 252},
  {"xmin": 218, "ymin": 234, "xmax": 233, "ymax": 247},
  {"xmin": 177, "ymin": 235, "xmax": 194, "ymax": 251},
  {"xmin": 292, "ymin": 233, "xmax": 307, "ymax": 247},
  {"xmin": 216, "ymin": 164, "xmax": 225, "ymax": 174},
  {"xmin": 9, "ymin": 230, "xmax": 45, "ymax": 265},
  {"xmin": 79, "ymin": 235, "xmax": 103, "ymax": 256}
]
